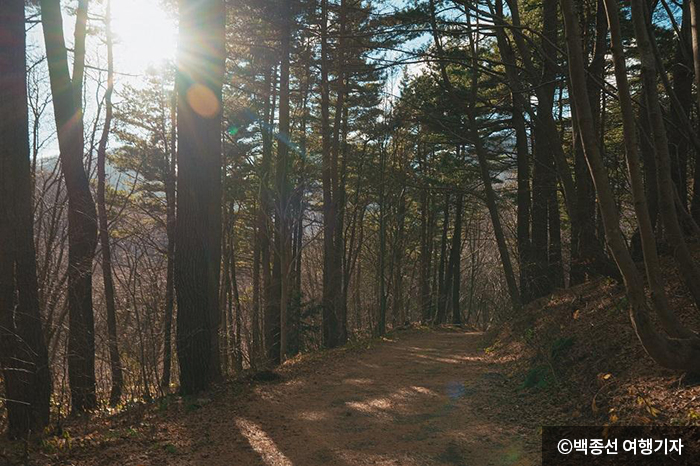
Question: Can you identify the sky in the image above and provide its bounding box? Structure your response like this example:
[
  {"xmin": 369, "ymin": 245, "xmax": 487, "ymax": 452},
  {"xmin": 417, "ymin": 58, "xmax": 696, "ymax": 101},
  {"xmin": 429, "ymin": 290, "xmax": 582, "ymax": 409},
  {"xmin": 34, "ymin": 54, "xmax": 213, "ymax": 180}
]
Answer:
[
  {"xmin": 27, "ymin": 0, "xmax": 424, "ymax": 161},
  {"xmin": 27, "ymin": 0, "xmax": 178, "ymax": 160}
]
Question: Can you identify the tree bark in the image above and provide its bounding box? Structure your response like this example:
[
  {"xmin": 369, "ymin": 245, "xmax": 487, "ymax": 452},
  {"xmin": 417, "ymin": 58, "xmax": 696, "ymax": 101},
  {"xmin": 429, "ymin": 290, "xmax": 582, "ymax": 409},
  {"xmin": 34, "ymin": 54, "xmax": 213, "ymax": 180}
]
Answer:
[
  {"xmin": 320, "ymin": 0, "xmax": 341, "ymax": 345},
  {"xmin": 273, "ymin": 0, "xmax": 293, "ymax": 362},
  {"xmin": 490, "ymin": 0, "xmax": 532, "ymax": 302},
  {"xmin": 503, "ymin": 0, "xmax": 577, "ymax": 221},
  {"xmin": 563, "ymin": 0, "xmax": 700, "ymax": 371},
  {"xmin": 260, "ymin": 66, "xmax": 276, "ymax": 366},
  {"xmin": 40, "ymin": 0, "xmax": 98, "ymax": 413},
  {"xmin": 419, "ymin": 175, "xmax": 432, "ymax": 322},
  {"xmin": 161, "ymin": 84, "xmax": 177, "ymax": 390},
  {"xmin": 630, "ymin": 0, "xmax": 700, "ymax": 311},
  {"xmin": 451, "ymin": 193, "xmax": 463, "ymax": 325},
  {"xmin": 603, "ymin": 0, "xmax": 694, "ymax": 339},
  {"xmin": 174, "ymin": 0, "xmax": 225, "ymax": 394},
  {"xmin": 0, "ymin": 0, "xmax": 52, "ymax": 436},
  {"xmin": 96, "ymin": 0, "xmax": 123, "ymax": 407},
  {"xmin": 668, "ymin": 0, "xmax": 693, "ymax": 209},
  {"xmin": 436, "ymin": 193, "xmax": 450, "ymax": 324},
  {"xmin": 689, "ymin": 0, "xmax": 700, "ymax": 222},
  {"xmin": 377, "ymin": 142, "xmax": 388, "ymax": 335},
  {"xmin": 430, "ymin": 0, "xmax": 520, "ymax": 311}
]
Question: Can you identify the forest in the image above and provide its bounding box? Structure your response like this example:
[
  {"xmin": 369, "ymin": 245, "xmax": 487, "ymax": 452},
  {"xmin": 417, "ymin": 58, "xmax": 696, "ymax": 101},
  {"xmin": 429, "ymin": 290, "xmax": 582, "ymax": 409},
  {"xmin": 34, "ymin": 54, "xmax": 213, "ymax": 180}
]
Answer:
[{"xmin": 3, "ymin": 0, "xmax": 700, "ymax": 463}]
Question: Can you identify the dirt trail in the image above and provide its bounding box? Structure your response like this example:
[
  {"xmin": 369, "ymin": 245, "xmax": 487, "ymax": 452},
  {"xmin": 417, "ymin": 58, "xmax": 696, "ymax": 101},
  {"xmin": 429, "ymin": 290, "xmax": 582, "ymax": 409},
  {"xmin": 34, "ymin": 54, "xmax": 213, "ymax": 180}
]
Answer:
[
  {"xmin": 61, "ymin": 329, "xmax": 539, "ymax": 465},
  {"xmin": 158, "ymin": 329, "xmax": 538, "ymax": 466}
]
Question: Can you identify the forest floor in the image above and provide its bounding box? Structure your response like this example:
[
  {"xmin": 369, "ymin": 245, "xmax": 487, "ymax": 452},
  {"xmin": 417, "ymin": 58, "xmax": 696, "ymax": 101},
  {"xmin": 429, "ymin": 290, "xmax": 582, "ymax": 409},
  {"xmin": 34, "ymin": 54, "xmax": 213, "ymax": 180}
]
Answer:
[
  {"xmin": 23, "ymin": 328, "xmax": 540, "ymax": 466},
  {"xmin": 13, "ymin": 255, "xmax": 700, "ymax": 466}
]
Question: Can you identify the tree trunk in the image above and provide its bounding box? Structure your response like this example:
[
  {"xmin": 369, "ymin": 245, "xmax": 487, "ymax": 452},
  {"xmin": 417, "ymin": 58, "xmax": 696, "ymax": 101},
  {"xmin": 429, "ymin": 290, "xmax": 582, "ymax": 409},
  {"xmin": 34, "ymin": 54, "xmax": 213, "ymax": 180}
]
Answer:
[
  {"xmin": 490, "ymin": 0, "xmax": 532, "ymax": 302},
  {"xmin": 161, "ymin": 84, "xmax": 177, "ymax": 390},
  {"xmin": 436, "ymin": 193, "xmax": 450, "ymax": 324},
  {"xmin": 548, "ymin": 178, "xmax": 564, "ymax": 289},
  {"xmin": 451, "ymin": 193, "xmax": 463, "ymax": 325},
  {"xmin": 689, "ymin": 0, "xmax": 700, "ymax": 222},
  {"xmin": 377, "ymin": 142, "xmax": 388, "ymax": 335},
  {"xmin": 273, "ymin": 0, "xmax": 293, "ymax": 362},
  {"xmin": 503, "ymin": 0, "xmax": 577, "ymax": 222},
  {"xmin": 430, "ymin": 0, "xmax": 520, "ymax": 311},
  {"xmin": 563, "ymin": 0, "xmax": 700, "ymax": 371},
  {"xmin": 229, "ymin": 227, "xmax": 245, "ymax": 373},
  {"xmin": 174, "ymin": 0, "xmax": 225, "ymax": 394},
  {"xmin": 321, "ymin": 0, "xmax": 341, "ymax": 346},
  {"xmin": 251, "ymin": 224, "xmax": 261, "ymax": 369},
  {"xmin": 630, "ymin": 0, "xmax": 700, "ymax": 311},
  {"xmin": 331, "ymin": 2, "xmax": 349, "ymax": 345},
  {"xmin": 260, "ymin": 66, "xmax": 276, "ymax": 366},
  {"xmin": 0, "ymin": 0, "xmax": 52, "ymax": 436},
  {"xmin": 95, "ymin": 0, "xmax": 123, "ymax": 407},
  {"xmin": 40, "ymin": 0, "xmax": 98, "ymax": 413},
  {"xmin": 531, "ymin": 126, "xmax": 552, "ymax": 297},
  {"xmin": 578, "ymin": 0, "xmax": 607, "ymax": 284},
  {"xmin": 391, "ymin": 188, "xmax": 407, "ymax": 326},
  {"xmin": 420, "ymin": 181, "xmax": 432, "ymax": 322},
  {"xmin": 668, "ymin": 0, "xmax": 693, "ymax": 209}
]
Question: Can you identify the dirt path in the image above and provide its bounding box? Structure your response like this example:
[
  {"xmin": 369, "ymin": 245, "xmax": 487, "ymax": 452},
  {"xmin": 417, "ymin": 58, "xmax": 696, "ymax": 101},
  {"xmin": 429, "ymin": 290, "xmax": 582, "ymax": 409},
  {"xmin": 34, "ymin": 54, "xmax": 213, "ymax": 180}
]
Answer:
[
  {"xmin": 156, "ymin": 329, "xmax": 538, "ymax": 466},
  {"xmin": 57, "ymin": 329, "xmax": 539, "ymax": 465}
]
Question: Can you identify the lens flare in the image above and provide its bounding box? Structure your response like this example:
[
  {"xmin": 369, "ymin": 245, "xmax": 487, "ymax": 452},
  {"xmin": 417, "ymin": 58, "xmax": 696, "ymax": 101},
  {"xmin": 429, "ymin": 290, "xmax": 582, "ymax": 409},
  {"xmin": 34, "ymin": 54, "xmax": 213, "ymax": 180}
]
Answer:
[{"xmin": 186, "ymin": 83, "xmax": 220, "ymax": 118}]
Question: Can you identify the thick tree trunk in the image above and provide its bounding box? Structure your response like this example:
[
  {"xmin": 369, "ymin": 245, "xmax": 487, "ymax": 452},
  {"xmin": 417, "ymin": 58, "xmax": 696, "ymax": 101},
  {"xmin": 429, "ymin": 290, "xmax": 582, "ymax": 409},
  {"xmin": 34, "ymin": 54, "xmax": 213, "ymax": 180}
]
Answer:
[
  {"xmin": 531, "ymin": 127, "xmax": 551, "ymax": 297},
  {"xmin": 273, "ymin": 0, "xmax": 292, "ymax": 362},
  {"xmin": 40, "ymin": 0, "xmax": 98, "ymax": 413},
  {"xmin": 531, "ymin": 0, "xmax": 559, "ymax": 297},
  {"xmin": 0, "ymin": 0, "xmax": 52, "ymax": 436},
  {"xmin": 174, "ymin": 0, "xmax": 225, "ymax": 394}
]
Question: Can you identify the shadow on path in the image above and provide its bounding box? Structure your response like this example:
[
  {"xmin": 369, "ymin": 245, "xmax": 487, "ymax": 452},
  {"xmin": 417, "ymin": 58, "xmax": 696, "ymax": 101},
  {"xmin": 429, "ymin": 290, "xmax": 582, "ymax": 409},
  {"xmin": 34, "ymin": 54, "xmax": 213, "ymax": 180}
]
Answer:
[{"xmin": 176, "ymin": 329, "xmax": 538, "ymax": 465}]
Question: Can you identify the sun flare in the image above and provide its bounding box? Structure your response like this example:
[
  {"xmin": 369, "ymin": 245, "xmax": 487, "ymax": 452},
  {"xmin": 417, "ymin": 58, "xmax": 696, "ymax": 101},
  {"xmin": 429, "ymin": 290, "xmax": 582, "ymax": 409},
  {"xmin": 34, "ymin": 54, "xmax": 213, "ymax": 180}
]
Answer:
[{"xmin": 111, "ymin": 0, "xmax": 177, "ymax": 73}]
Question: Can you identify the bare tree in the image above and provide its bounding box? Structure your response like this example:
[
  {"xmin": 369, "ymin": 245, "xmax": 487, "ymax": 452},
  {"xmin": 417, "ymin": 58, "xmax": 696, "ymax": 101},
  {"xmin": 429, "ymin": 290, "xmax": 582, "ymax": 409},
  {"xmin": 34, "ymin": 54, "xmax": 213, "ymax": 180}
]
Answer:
[{"xmin": 40, "ymin": 0, "xmax": 99, "ymax": 413}]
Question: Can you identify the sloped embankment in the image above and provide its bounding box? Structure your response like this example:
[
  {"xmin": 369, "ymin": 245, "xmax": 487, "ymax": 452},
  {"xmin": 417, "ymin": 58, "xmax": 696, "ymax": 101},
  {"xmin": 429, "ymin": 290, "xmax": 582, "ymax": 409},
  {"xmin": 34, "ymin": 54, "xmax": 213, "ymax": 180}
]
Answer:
[{"xmin": 483, "ymin": 258, "xmax": 700, "ymax": 428}]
